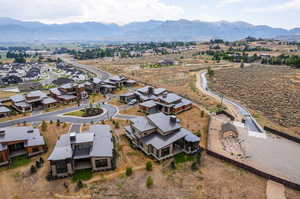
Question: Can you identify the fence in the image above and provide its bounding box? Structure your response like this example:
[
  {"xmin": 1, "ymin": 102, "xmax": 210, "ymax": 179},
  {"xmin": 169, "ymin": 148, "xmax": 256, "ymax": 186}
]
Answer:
[
  {"xmin": 206, "ymin": 150, "xmax": 300, "ymax": 191},
  {"xmin": 264, "ymin": 126, "xmax": 300, "ymax": 144}
]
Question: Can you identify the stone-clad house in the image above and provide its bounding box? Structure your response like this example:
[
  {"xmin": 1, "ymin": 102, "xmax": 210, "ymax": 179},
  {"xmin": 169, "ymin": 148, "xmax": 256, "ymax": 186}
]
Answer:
[
  {"xmin": 0, "ymin": 127, "xmax": 46, "ymax": 166},
  {"xmin": 48, "ymin": 125, "xmax": 115, "ymax": 178},
  {"xmin": 125, "ymin": 112, "xmax": 200, "ymax": 161}
]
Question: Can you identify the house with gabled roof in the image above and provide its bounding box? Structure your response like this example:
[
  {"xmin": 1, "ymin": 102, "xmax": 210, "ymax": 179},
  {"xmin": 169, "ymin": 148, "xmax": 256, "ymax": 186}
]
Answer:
[
  {"xmin": 125, "ymin": 112, "xmax": 200, "ymax": 161},
  {"xmin": 0, "ymin": 126, "xmax": 46, "ymax": 166},
  {"xmin": 48, "ymin": 125, "xmax": 115, "ymax": 178},
  {"xmin": 10, "ymin": 90, "xmax": 58, "ymax": 112},
  {"xmin": 50, "ymin": 83, "xmax": 88, "ymax": 104}
]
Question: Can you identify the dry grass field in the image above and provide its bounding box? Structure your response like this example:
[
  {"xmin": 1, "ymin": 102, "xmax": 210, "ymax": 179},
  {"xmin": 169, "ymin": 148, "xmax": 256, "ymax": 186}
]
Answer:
[{"xmin": 208, "ymin": 65, "xmax": 300, "ymax": 136}]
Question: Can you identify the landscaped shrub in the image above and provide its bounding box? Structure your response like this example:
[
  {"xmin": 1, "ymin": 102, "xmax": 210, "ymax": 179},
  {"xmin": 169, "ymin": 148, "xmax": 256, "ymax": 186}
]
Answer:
[
  {"xmin": 39, "ymin": 157, "xmax": 44, "ymax": 164},
  {"xmin": 41, "ymin": 120, "xmax": 47, "ymax": 132},
  {"xmin": 146, "ymin": 176, "xmax": 153, "ymax": 188},
  {"xmin": 191, "ymin": 162, "xmax": 198, "ymax": 171},
  {"xmin": 72, "ymin": 169, "xmax": 92, "ymax": 182},
  {"xmin": 36, "ymin": 160, "xmax": 41, "ymax": 168},
  {"xmin": 56, "ymin": 119, "xmax": 61, "ymax": 126},
  {"xmin": 30, "ymin": 165, "xmax": 37, "ymax": 174},
  {"xmin": 77, "ymin": 180, "xmax": 84, "ymax": 190},
  {"xmin": 125, "ymin": 167, "xmax": 133, "ymax": 176},
  {"xmin": 146, "ymin": 161, "xmax": 153, "ymax": 171},
  {"xmin": 170, "ymin": 161, "xmax": 176, "ymax": 170}
]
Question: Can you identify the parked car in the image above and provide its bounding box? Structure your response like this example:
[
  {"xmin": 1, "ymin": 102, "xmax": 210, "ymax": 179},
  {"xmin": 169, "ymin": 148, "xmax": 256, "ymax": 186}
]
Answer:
[{"xmin": 128, "ymin": 99, "xmax": 137, "ymax": 105}]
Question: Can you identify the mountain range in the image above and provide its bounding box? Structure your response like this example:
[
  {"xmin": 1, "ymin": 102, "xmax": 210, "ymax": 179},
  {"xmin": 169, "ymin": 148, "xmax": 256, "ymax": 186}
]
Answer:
[{"xmin": 0, "ymin": 17, "xmax": 299, "ymax": 43}]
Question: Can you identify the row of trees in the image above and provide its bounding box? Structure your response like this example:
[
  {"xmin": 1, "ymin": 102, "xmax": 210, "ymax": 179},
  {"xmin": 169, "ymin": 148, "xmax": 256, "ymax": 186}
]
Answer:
[{"xmin": 262, "ymin": 54, "xmax": 300, "ymax": 68}]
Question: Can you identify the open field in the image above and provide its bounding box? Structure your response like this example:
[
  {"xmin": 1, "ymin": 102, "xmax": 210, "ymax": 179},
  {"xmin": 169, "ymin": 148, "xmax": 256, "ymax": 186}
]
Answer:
[{"xmin": 208, "ymin": 65, "xmax": 300, "ymax": 136}]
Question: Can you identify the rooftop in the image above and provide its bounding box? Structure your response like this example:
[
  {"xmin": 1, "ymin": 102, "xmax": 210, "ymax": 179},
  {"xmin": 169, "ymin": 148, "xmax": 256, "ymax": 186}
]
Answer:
[{"xmin": 147, "ymin": 112, "xmax": 181, "ymax": 133}]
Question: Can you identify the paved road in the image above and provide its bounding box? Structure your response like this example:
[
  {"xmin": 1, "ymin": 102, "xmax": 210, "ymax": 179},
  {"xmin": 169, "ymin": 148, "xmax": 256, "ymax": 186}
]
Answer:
[
  {"xmin": 200, "ymin": 72, "xmax": 264, "ymax": 133},
  {"xmin": 0, "ymin": 102, "xmax": 118, "ymax": 127},
  {"xmin": 60, "ymin": 56, "xmax": 111, "ymax": 80}
]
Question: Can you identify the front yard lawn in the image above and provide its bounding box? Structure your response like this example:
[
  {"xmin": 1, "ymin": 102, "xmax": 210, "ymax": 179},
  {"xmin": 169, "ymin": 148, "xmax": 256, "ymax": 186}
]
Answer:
[
  {"xmin": 174, "ymin": 153, "xmax": 194, "ymax": 164},
  {"xmin": 72, "ymin": 169, "xmax": 93, "ymax": 182},
  {"xmin": 10, "ymin": 155, "xmax": 31, "ymax": 169},
  {"xmin": 64, "ymin": 110, "xmax": 85, "ymax": 117}
]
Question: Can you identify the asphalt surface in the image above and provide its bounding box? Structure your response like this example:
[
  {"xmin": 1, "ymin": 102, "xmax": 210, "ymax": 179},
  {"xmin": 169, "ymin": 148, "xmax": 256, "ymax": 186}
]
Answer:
[
  {"xmin": 0, "ymin": 101, "xmax": 118, "ymax": 127},
  {"xmin": 60, "ymin": 56, "xmax": 111, "ymax": 80},
  {"xmin": 200, "ymin": 72, "xmax": 264, "ymax": 133}
]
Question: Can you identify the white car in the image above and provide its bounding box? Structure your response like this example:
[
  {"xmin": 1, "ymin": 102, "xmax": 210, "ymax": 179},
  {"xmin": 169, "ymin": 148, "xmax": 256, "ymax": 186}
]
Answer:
[{"xmin": 128, "ymin": 99, "xmax": 137, "ymax": 105}]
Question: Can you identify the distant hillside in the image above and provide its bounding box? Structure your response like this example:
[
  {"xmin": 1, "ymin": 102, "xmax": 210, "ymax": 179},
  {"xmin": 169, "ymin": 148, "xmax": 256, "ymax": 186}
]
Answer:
[{"xmin": 0, "ymin": 18, "xmax": 300, "ymax": 42}]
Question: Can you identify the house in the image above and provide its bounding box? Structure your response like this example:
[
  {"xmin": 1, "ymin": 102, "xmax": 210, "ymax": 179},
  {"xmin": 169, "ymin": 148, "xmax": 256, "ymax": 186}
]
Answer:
[
  {"xmin": 10, "ymin": 94, "xmax": 32, "ymax": 113},
  {"xmin": 0, "ymin": 127, "xmax": 46, "ymax": 166},
  {"xmin": 0, "ymin": 103, "xmax": 11, "ymax": 118},
  {"xmin": 155, "ymin": 93, "xmax": 192, "ymax": 115},
  {"xmin": 48, "ymin": 125, "xmax": 115, "ymax": 178},
  {"xmin": 103, "ymin": 75, "xmax": 127, "ymax": 88},
  {"xmin": 119, "ymin": 92, "xmax": 137, "ymax": 104},
  {"xmin": 139, "ymin": 100, "xmax": 158, "ymax": 114},
  {"xmin": 125, "ymin": 113, "xmax": 200, "ymax": 161},
  {"xmin": 50, "ymin": 83, "xmax": 88, "ymax": 104},
  {"xmin": 134, "ymin": 86, "xmax": 167, "ymax": 102}
]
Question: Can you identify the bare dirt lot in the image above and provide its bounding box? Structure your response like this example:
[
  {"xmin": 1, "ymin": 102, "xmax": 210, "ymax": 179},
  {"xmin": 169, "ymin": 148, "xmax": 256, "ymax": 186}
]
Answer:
[{"xmin": 208, "ymin": 65, "xmax": 300, "ymax": 135}]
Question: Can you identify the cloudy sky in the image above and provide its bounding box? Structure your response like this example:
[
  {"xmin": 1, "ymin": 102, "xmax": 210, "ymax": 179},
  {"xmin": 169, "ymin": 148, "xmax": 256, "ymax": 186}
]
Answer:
[{"xmin": 0, "ymin": 0, "xmax": 299, "ymax": 29}]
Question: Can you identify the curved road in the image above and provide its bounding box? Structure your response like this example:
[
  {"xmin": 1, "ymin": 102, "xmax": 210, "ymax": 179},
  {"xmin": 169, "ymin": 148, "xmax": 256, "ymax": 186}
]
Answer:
[
  {"xmin": 60, "ymin": 56, "xmax": 111, "ymax": 80},
  {"xmin": 0, "ymin": 102, "xmax": 118, "ymax": 128},
  {"xmin": 200, "ymin": 72, "xmax": 264, "ymax": 133}
]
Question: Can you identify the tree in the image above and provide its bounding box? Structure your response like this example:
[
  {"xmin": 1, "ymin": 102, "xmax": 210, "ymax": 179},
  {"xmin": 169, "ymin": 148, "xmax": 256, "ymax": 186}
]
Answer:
[
  {"xmin": 191, "ymin": 162, "xmax": 198, "ymax": 171},
  {"xmin": 170, "ymin": 161, "xmax": 176, "ymax": 170},
  {"xmin": 77, "ymin": 180, "xmax": 84, "ymax": 190},
  {"xmin": 146, "ymin": 176, "xmax": 154, "ymax": 188},
  {"xmin": 146, "ymin": 161, "xmax": 153, "ymax": 171},
  {"xmin": 36, "ymin": 160, "xmax": 41, "ymax": 168},
  {"xmin": 30, "ymin": 165, "xmax": 37, "ymax": 174},
  {"xmin": 207, "ymin": 67, "xmax": 215, "ymax": 78},
  {"xmin": 41, "ymin": 120, "xmax": 47, "ymax": 132},
  {"xmin": 126, "ymin": 167, "xmax": 133, "ymax": 176},
  {"xmin": 240, "ymin": 60, "xmax": 244, "ymax": 68},
  {"xmin": 39, "ymin": 157, "xmax": 44, "ymax": 164},
  {"xmin": 56, "ymin": 119, "xmax": 61, "ymax": 127}
]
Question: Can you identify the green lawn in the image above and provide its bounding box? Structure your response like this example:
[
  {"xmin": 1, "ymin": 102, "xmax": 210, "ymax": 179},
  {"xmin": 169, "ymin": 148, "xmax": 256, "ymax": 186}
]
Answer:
[
  {"xmin": 64, "ymin": 110, "xmax": 86, "ymax": 117},
  {"xmin": 72, "ymin": 169, "xmax": 93, "ymax": 182},
  {"xmin": 174, "ymin": 153, "xmax": 195, "ymax": 164},
  {"xmin": 10, "ymin": 155, "xmax": 32, "ymax": 169}
]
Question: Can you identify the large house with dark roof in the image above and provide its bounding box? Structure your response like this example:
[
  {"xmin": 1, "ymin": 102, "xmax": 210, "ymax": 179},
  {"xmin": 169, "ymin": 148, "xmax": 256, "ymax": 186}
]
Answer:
[
  {"xmin": 0, "ymin": 127, "xmax": 46, "ymax": 166},
  {"xmin": 48, "ymin": 125, "xmax": 115, "ymax": 178},
  {"xmin": 10, "ymin": 90, "xmax": 58, "ymax": 112},
  {"xmin": 125, "ymin": 112, "xmax": 200, "ymax": 161},
  {"xmin": 49, "ymin": 83, "xmax": 88, "ymax": 104}
]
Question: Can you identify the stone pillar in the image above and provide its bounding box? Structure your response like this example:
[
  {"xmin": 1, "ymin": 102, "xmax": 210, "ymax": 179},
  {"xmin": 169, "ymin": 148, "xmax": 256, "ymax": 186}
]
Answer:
[
  {"xmin": 51, "ymin": 165, "xmax": 57, "ymax": 177},
  {"xmin": 67, "ymin": 163, "xmax": 73, "ymax": 175}
]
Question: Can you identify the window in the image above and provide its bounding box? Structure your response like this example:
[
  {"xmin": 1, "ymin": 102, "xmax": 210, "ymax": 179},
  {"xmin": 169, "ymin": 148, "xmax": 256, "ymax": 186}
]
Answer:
[
  {"xmin": 95, "ymin": 159, "xmax": 108, "ymax": 168},
  {"xmin": 56, "ymin": 161, "xmax": 68, "ymax": 174},
  {"xmin": 32, "ymin": 147, "xmax": 40, "ymax": 153},
  {"xmin": 161, "ymin": 146, "xmax": 170, "ymax": 157}
]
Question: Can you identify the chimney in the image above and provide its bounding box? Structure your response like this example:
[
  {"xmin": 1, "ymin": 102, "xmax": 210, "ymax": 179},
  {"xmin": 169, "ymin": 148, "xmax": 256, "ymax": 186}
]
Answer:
[
  {"xmin": 70, "ymin": 132, "xmax": 76, "ymax": 142},
  {"xmin": 170, "ymin": 115, "xmax": 177, "ymax": 123},
  {"xmin": 148, "ymin": 87, "xmax": 154, "ymax": 95},
  {"xmin": 0, "ymin": 129, "xmax": 5, "ymax": 136}
]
